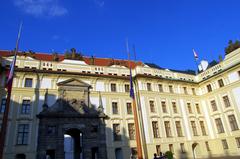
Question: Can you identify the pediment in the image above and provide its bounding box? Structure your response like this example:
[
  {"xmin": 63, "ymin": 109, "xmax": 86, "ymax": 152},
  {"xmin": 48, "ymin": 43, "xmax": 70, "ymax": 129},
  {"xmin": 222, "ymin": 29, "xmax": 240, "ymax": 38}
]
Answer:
[{"xmin": 57, "ymin": 78, "xmax": 92, "ymax": 88}]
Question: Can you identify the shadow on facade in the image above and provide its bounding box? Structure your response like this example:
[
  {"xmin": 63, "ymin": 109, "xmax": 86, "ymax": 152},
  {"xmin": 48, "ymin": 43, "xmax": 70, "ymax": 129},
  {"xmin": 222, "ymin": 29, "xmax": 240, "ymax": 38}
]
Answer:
[{"xmin": 0, "ymin": 72, "xmax": 137, "ymax": 159}]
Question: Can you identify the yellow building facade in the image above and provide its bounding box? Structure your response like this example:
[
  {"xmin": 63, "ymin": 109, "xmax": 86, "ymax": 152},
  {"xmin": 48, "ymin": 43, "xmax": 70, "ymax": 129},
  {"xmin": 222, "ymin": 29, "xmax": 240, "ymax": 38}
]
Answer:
[{"xmin": 0, "ymin": 48, "xmax": 240, "ymax": 159}]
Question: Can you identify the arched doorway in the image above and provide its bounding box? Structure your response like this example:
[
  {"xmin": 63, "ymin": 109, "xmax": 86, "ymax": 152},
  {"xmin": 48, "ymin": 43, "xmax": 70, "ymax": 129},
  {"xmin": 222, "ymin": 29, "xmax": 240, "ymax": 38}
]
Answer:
[
  {"xmin": 64, "ymin": 128, "xmax": 83, "ymax": 159},
  {"xmin": 15, "ymin": 154, "xmax": 26, "ymax": 159}
]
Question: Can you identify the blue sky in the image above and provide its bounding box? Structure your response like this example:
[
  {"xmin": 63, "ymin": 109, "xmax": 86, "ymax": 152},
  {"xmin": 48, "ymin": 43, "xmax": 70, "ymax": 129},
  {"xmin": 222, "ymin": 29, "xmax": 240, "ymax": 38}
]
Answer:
[{"xmin": 0, "ymin": 0, "xmax": 240, "ymax": 70}]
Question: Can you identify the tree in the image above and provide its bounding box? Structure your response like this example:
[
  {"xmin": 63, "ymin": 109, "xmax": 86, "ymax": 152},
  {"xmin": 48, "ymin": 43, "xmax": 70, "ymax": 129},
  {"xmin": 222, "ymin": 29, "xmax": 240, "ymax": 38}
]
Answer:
[
  {"xmin": 225, "ymin": 40, "xmax": 240, "ymax": 55},
  {"xmin": 165, "ymin": 151, "xmax": 173, "ymax": 159}
]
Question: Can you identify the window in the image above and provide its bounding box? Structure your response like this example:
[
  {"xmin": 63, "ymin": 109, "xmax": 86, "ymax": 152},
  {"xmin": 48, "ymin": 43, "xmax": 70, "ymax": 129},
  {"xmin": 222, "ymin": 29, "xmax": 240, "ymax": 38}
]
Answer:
[
  {"xmin": 207, "ymin": 84, "xmax": 212, "ymax": 92},
  {"xmin": 24, "ymin": 78, "xmax": 33, "ymax": 87},
  {"xmin": 200, "ymin": 121, "xmax": 207, "ymax": 135},
  {"xmin": 228, "ymin": 115, "xmax": 239, "ymax": 131},
  {"xmin": 180, "ymin": 143, "xmax": 185, "ymax": 153},
  {"xmin": 222, "ymin": 139, "xmax": 229, "ymax": 149},
  {"xmin": 131, "ymin": 148, "xmax": 137, "ymax": 158},
  {"xmin": 210, "ymin": 100, "xmax": 218, "ymax": 111},
  {"xmin": 152, "ymin": 121, "xmax": 160, "ymax": 138},
  {"xmin": 128, "ymin": 123, "xmax": 135, "ymax": 140},
  {"xmin": 192, "ymin": 88, "xmax": 196, "ymax": 95},
  {"xmin": 187, "ymin": 103, "xmax": 192, "ymax": 114},
  {"xmin": 191, "ymin": 121, "xmax": 198, "ymax": 136},
  {"xmin": 16, "ymin": 124, "xmax": 29, "ymax": 145},
  {"xmin": 161, "ymin": 101, "xmax": 167, "ymax": 113},
  {"xmin": 21, "ymin": 100, "xmax": 31, "ymax": 114},
  {"xmin": 223, "ymin": 95, "xmax": 231, "ymax": 108},
  {"xmin": 112, "ymin": 102, "xmax": 118, "ymax": 114},
  {"xmin": 205, "ymin": 141, "xmax": 210, "ymax": 151},
  {"xmin": 147, "ymin": 83, "xmax": 152, "ymax": 91},
  {"xmin": 126, "ymin": 102, "xmax": 133, "ymax": 115},
  {"xmin": 156, "ymin": 145, "xmax": 161, "ymax": 156},
  {"xmin": 215, "ymin": 118, "xmax": 225, "ymax": 133},
  {"xmin": 169, "ymin": 85, "xmax": 173, "ymax": 93},
  {"xmin": 149, "ymin": 101, "xmax": 155, "ymax": 113},
  {"xmin": 158, "ymin": 84, "xmax": 163, "ymax": 92},
  {"xmin": 236, "ymin": 137, "xmax": 240, "ymax": 148},
  {"xmin": 111, "ymin": 83, "xmax": 116, "ymax": 92},
  {"xmin": 175, "ymin": 121, "xmax": 183, "ymax": 137},
  {"xmin": 196, "ymin": 104, "xmax": 201, "ymax": 114},
  {"xmin": 0, "ymin": 98, "xmax": 6, "ymax": 113},
  {"xmin": 218, "ymin": 79, "xmax": 224, "ymax": 88},
  {"xmin": 164, "ymin": 121, "xmax": 172, "ymax": 137},
  {"xmin": 125, "ymin": 84, "xmax": 130, "ymax": 92},
  {"xmin": 183, "ymin": 87, "xmax": 188, "ymax": 94},
  {"xmin": 113, "ymin": 124, "xmax": 121, "ymax": 141},
  {"xmin": 169, "ymin": 144, "xmax": 174, "ymax": 152},
  {"xmin": 172, "ymin": 102, "xmax": 177, "ymax": 113}
]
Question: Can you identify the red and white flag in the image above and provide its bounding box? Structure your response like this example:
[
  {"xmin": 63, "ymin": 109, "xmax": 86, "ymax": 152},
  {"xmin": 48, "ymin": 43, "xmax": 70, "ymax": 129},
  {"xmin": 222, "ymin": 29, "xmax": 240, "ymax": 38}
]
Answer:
[{"xmin": 193, "ymin": 49, "xmax": 198, "ymax": 60}]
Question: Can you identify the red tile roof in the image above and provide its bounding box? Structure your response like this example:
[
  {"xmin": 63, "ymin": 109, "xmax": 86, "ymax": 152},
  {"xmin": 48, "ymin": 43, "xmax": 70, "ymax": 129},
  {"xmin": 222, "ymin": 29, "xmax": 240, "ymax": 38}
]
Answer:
[{"xmin": 0, "ymin": 50, "xmax": 143, "ymax": 68}]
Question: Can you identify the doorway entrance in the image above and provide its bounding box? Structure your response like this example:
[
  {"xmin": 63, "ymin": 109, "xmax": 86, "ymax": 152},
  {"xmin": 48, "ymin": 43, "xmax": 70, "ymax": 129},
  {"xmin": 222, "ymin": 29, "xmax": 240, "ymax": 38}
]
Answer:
[{"xmin": 64, "ymin": 129, "xmax": 83, "ymax": 159}]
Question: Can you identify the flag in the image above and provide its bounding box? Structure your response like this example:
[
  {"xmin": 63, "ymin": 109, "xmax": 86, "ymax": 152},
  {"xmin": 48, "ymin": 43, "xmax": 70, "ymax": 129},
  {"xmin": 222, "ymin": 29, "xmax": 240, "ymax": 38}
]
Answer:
[
  {"xmin": 129, "ymin": 67, "xmax": 135, "ymax": 99},
  {"xmin": 193, "ymin": 49, "xmax": 198, "ymax": 60},
  {"xmin": 6, "ymin": 53, "xmax": 17, "ymax": 90}
]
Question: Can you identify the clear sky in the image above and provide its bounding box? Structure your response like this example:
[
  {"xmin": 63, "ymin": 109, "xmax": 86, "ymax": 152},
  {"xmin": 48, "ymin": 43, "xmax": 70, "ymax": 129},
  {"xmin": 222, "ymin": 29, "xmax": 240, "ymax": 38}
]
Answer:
[{"xmin": 0, "ymin": 0, "xmax": 240, "ymax": 70}]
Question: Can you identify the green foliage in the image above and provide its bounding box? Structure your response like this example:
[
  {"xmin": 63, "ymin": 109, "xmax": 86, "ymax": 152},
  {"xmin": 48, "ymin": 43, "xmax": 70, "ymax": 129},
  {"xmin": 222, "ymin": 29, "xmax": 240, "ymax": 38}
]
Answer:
[
  {"xmin": 225, "ymin": 40, "xmax": 240, "ymax": 55},
  {"xmin": 64, "ymin": 48, "xmax": 84, "ymax": 60},
  {"xmin": 165, "ymin": 151, "xmax": 173, "ymax": 159}
]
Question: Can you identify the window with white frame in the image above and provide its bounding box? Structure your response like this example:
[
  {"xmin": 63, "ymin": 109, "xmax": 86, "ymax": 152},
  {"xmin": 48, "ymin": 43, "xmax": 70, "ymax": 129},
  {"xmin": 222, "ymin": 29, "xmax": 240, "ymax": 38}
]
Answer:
[
  {"xmin": 206, "ymin": 84, "xmax": 212, "ymax": 92},
  {"xmin": 172, "ymin": 102, "xmax": 177, "ymax": 113},
  {"xmin": 16, "ymin": 124, "xmax": 29, "ymax": 145},
  {"xmin": 24, "ymin": 78, "xmax": 33, "ymax": 87},
  {"xmin": 215, "ymin": 118, "xmax": 225, "ymax": 133},
  {"xmin": 152, "ymin": 121, "xmax": 160, "ymax": 138},
  {"xmin": 161, "ymin": 101, "xmax": 167, "ymax": 113},
  {"xmin": 110, "ymin": 83, "xmax": 117, "ymax": 92},
  {"xmin": 221, "ymin": 139, "xmax": 229, "ymax": 149},
  {"xmin": 112, "ymin": 102, "xmax": 118, "ymax": 114},
  {"xmin": 149, "ymin": 100, "xmax": 155, "ymax": 113},
  {"xmin": 218, "ymin": 79, "xmax": 224, "ymax": 88},
  {"xmin": 158, "ymin": 84, "xmax": 163, "ymax": 92},
  {"xmin": 210, "ymin": 100, "xmax": 218, "ymax": 111},
  {"xmin": 21, "ymin": 100, "xmax": 31, "ymax": 114},
  {"xmin": 223, "ymin": 95, "xmax": 231, "ymax": 108},
  {"xmin": 113, "ymin": 124, "xmax": 121, "ymax": 141},
  {"xmin": 228, "ymin": 114, "xmax": 239, "ymax": 131},
  {"xmin": 164, "ymin": 121, "xmax": 172, "ymax": 137},
  {"xmin": 147, "ymin": 83, "xmax": 152, "ymax": 91},
  {"xmin": 175, "ymin": 121, "xmax": 183, "ymax": 137}
]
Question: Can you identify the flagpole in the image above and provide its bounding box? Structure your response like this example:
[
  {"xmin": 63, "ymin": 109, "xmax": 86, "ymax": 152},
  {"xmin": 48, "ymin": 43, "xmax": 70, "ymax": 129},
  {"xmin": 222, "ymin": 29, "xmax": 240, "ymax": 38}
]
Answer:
[
  {"xmin": 0, "ymin": 22, "xmax": 22, "ymax": 159},
  {"xmin": 126, "ymin": 39, "xmax": 143, "ymax": 159}
]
